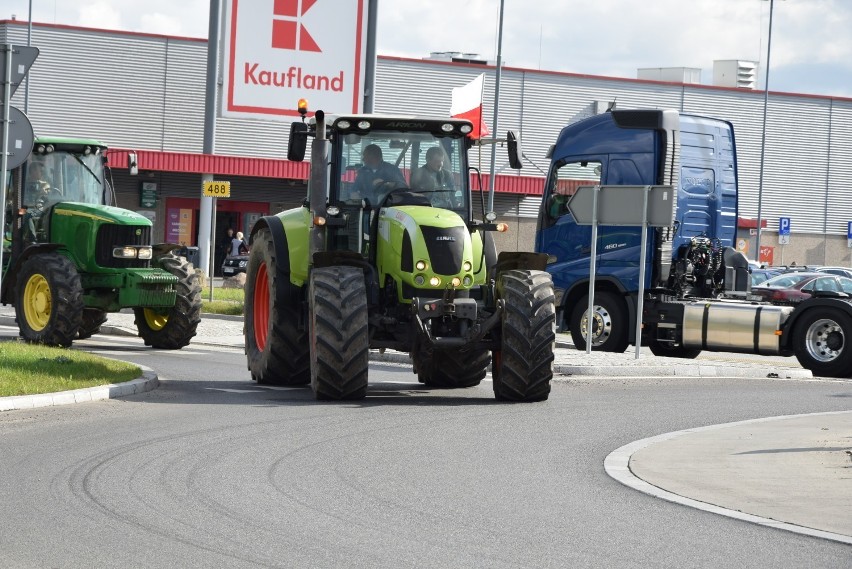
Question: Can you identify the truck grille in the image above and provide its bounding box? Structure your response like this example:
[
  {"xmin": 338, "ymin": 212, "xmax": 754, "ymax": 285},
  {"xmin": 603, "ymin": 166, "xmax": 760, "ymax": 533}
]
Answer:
[
  {"xmin": 96, "ymin": 224, "xmax": 152, "ymax": 269},
  {"xmin": 419, "ymin": 226, "xmax": 465, "ymax": 275}
]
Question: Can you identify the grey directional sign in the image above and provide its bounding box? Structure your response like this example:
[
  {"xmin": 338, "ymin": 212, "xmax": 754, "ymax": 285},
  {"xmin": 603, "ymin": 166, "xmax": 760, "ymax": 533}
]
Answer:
[
  {"xmin": 567, "ymin": 185, "xmax": 676, "ymax": 227},
  {"xmin": 1, "ymin": 106, "xmax": 35, "ymax": 170},
  {"xmin": 0, "ymin": 45, "xmax": 40, "ymax": 97}
]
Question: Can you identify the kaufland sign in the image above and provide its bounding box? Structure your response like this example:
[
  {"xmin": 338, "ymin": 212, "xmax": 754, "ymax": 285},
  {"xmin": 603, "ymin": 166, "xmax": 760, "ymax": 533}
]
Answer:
[{"xmin": 223, "ymin": 0, "xmax": 367, "ymax": 119}]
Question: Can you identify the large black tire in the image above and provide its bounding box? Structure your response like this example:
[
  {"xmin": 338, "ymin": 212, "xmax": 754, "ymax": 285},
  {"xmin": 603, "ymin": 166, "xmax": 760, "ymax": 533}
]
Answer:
[
  {"xmin": 15, "ymin": 253, "xmax": 84, "ymax": 347},
  {"xmin": 413, "ymin": 343, "xmax": 490, "ymax": 388},
  {"xmin": 77, "ymin": 308, "xmax": 108, "ymax": 340},
  {"xmin": 492, "ymin": 270, "xmax": 555, "ymax": 402},
  {"xmin": 569, "ymin": 291, "xmax": 629, "ymax": 353},
  {"xmin": 244, "ymin": 228, "xmax": 310, "ymax": 385},
  {"xmin": 792, "ymin": 307, "xmax": 852, "ymax": 378},
  {"xmin": 134, "ymin": 252, "xmax": 202, "ymax": 349},
  {"xmin": 309, "ymin": 266, "xmax": 369, "ymax": 400}
]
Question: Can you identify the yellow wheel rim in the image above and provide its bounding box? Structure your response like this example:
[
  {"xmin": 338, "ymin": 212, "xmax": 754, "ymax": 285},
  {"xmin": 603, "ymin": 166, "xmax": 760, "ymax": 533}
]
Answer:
[
  {"xmin": 143, "ymin": 308, "xmax": 169, "ymax": 331},
  {"xmin": 23, "ymin": 273, "xmax": 51, "ymax": 331}
]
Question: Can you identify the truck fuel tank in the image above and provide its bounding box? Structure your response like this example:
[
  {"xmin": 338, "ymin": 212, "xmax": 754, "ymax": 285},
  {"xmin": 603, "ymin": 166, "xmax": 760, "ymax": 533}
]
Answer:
[{"xmin": 681, "ymin": 301, "xmax": 795, "ymax": 355}]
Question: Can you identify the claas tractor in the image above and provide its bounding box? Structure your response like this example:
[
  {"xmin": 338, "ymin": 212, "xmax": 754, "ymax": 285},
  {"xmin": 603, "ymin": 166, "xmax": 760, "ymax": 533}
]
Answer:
[
  {"xmin": 0, "ymin": 137, "xmax": 201, "ymax": 348},
  {"xmin": 244, "ymin": 103, "xmax": 556, "ymax": 401}
]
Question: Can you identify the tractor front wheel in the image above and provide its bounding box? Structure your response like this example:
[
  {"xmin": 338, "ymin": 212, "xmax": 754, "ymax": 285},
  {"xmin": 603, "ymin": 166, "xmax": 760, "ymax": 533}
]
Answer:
[
  {"xmin": 309, "ymin": 266, "xmax": 370, "ymax": 400},
  {"xmin": 77, "ymin": 308, "xmax": 108, "ymax": 340},
  {"xmin": 134, "ymin": 252, "xmax": 202, "ymax": 349},
  {"xmin": 15, "ymin": 253, "xmax": 84, "ymax": 347},
  {"xmin": 413, "ymin": 342, "xmax": 490, "ymax": 388},
  {"xmin": 492, "ymin": 270, "xmax": 555, "ymax": 402}
]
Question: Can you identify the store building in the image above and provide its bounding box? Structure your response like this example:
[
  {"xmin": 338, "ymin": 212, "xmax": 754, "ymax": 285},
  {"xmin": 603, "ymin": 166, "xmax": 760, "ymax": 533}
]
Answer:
[{"xmin": 2, "ymin": 19, "xmax": 851, "ymax": 268}]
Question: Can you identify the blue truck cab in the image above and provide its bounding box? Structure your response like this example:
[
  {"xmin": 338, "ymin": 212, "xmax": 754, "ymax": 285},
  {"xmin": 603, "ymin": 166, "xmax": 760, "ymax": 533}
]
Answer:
[{"xmin": 536, "ymin": 109, "xmax": 743, "ymax": 351}]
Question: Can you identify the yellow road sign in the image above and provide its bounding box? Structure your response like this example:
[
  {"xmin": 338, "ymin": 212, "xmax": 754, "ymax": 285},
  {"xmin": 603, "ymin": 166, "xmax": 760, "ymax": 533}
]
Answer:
[{"xmin": 203, "ymin": 180, "xmax": 231, "ymax": 198}]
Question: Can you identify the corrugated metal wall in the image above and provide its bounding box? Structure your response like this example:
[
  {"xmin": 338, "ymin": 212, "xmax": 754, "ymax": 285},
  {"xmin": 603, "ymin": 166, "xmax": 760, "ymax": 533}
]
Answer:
[{"xmin": 5, "ymin": 22, "xmax": 852, "ymax": 234}]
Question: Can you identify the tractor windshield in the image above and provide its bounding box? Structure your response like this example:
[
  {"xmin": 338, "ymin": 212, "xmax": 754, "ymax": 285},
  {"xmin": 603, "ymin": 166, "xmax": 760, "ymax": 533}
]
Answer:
[
  {"xmin": 337, "ymin": 131, "xmax": 468, "ymax": 216},
  {"xmin": 22, "ymin": 150, "xmax": 105, "ymax": 208}
]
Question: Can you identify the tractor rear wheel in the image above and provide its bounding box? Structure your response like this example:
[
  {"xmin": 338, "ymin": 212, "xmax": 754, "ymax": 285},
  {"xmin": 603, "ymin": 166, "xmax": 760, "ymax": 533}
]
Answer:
[
  {"xmin": 309, "ymin": 266, "xmax": 369, "ymax": 400},
  {"xmin": 15, "ymin": 252, "xmax": 84, "ymax": 347},
  {"xmin": 492, "ymin": 270, "xmax": 555, "ymax": 402},
  {"xmin": 134, "ymin": 252, "xmax": 202, "ymax": 349},
  {"xmin": 77, "ymin": 308, "xmax": 108, "ymax": 340},
  {"xmin": 244, "ymin": 228, "xmax": 310, "ymax": 385},
  {"xmin": 413, "ymin": 343, "xmax": 490, "ymax": 388}
]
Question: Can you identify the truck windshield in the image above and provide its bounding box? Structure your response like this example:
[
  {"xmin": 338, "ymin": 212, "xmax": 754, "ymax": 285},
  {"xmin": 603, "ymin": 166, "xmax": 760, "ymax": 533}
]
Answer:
[
  {"xmin": 22, "ymin": 151, "xmax": 104, "ymax": 208},
  {"xmin": 337, "ymin": 131, "xmax": 467, "ymax": 215}
]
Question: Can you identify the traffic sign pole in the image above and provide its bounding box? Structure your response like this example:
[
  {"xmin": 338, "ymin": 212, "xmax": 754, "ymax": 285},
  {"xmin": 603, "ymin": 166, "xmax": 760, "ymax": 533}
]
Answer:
[
  {"xmin": 209, "ymin": 197, "xmax": 217, "ymax": 302},
  {"xmin": 0, "ymin": 44, "xmax": 12, "ymax": 295},
  {"xmin": 634, "ymin": 186, "xmax": 650, "ymax": 360},
  {"xmin": 585, "ymin": 185, "xmax": 599, "ymax": 354}
]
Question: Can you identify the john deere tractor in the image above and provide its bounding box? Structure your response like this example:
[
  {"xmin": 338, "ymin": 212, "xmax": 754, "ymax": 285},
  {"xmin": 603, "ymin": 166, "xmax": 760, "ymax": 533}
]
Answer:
[
  {"xmin": 244, "ymin": 104, "xmax": 555, "ymax": 401},
  {"xmin": 1, "ymin": 137, "xmax": 201, "ymax": 348}
]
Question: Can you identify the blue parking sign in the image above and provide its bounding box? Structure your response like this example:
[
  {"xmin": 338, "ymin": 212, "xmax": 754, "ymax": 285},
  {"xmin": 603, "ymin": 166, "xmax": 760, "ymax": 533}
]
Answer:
[{"xmin": 779, "ymin": 217, "xmax": 791, "ymax": 236}]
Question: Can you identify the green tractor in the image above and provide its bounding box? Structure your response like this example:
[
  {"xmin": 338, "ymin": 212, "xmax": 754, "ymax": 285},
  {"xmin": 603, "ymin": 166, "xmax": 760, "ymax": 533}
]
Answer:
[
  {"xmin": 244, "ymin": 105, "xmax": 556, "ymax": 401},
  {"xmin": 1, "ymin": 137, "xmax": 201, "ymax": 348}
]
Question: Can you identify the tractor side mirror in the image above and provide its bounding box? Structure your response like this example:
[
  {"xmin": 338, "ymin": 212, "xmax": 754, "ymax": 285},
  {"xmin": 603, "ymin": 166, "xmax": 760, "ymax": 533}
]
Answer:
[
  {"xmin": 507, "ymin": 130, "xmax": 522, "ymax": 170},
  {"xmin": 287, "ymin": 122, "xmax": 309, "ymax": 162}
]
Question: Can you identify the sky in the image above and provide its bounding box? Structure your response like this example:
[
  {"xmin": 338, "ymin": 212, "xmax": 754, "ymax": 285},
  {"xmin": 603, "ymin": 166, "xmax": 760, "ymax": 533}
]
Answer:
[{"xmin": 2, "ymin": 0, "xmax": 851, "ymax": 98}]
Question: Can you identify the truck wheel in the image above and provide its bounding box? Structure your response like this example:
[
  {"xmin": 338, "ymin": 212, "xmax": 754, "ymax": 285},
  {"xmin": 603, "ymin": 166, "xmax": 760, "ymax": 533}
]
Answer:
[
  {"xmin": 492, "ymin": 270, "xmax": 555, "ymax": 402},
  {"xmin": 15, "ymin": 252, "xmax": 84, "ymax": 347},
  {"xmin": 134, "ymin": 252, "xmax": 202, "ymax": 349},
  {"xmin": 309, "ymin": 266, "xmax": 369, "ymax": 400},
  {"xmin": 77, "ymin": 308, "xmax": 107, "ymax": 340},
  {"xmin": 569, "ymin": 291, "xmax": 629, "ymax": 352},
  {"xmin": 792, "ymin": 308, "xmax": 852, "ymax": 378},
  {"xmin": 414, "ymin": 344, "xmax": 490, "ymax": 388},
  {"xmin": 244, "ymin": 228, "xmax": 310, "ymax": 385}
]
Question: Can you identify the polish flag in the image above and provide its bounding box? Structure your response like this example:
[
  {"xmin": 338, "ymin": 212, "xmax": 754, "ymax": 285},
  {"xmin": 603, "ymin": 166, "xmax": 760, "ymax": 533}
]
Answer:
[{"xmin": 451, "ymin": 74, "xmax": 490, "ymax": 139}]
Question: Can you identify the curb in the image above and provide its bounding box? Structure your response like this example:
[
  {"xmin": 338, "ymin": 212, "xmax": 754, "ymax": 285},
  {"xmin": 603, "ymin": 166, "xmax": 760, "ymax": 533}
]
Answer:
[
  {"xmin": 0, "ymin": 365, "xmax": 159, "ymax": 412},
  {"xmin": 367, "ymin": 349, "xmax": 813, "ymax": 379}
]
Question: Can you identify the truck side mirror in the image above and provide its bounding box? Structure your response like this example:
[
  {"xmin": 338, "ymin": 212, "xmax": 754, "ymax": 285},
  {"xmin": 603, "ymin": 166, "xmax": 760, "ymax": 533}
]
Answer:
[
  {"xmin": 507, "ymin": 130, "xmax": 522, "ymax": 170},
  {"xmin": 287, "ymin": 122, "xmax": 308, "ymax": 162}
]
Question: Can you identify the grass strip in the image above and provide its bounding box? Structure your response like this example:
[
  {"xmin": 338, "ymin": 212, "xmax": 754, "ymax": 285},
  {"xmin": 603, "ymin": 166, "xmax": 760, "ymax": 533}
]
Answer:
[{"xmin": 0, "ymin": 342, "xmax": 141, "ymax": 397}]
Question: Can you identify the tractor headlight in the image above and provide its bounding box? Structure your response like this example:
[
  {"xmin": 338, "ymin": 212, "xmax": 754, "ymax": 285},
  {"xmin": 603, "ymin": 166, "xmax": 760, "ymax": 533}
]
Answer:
[
  {"xmin": 429, "ymin": 276, "xmax": 441, "ymax": 287},
  {"xmin": 136, "ymin": 247, "xmax": 153, "ymax": 260},
  {"xmin": 415, "ymin": 260, "xmax": 428, "ymax": 271},
  {"xmin": 113, "ymin": 246, "xmax": 138, "ymax": 259},
  {"xmin": 441, "ymin": 123, "xmax": 454, "ymax": 133},
  {"xmin": 357, "ymin": 120, "xmax": 371, "ymax": 130},
  {"xmin": 451, "ymin": 277, "xmax": 461, "ymax": 287},
  {"xmin": 459, "ymin": 124, "xmax": 473, "ymax": 134},
  {"xmin": 462, "ymin": 261, "xmax": 472, "ymax": 272},
  {"xmin": 336, "ymin": 120, "xmax": 351, "ymax": 130},
  {"xmin": 463, "ymin": 275, "xmax": 473, "ymax": 286},
  {"xmin": 414, "ymin": 275, "xmax": 425, "ymax": 286}
]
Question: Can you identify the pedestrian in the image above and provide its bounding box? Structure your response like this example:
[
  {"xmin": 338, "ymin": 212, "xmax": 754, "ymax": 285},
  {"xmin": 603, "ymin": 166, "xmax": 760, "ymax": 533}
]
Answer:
[
  {"xmin": 221, "ymin": 228, "xmax": 235, "ymax": 257},
  {"xmin": 230, "ymin": 231, "xmax": 249, "ymax": 256}
]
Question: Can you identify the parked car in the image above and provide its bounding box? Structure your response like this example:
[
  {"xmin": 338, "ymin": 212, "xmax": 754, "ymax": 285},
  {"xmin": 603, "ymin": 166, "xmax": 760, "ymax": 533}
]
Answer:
[
  {"xmin": 750, "ymin": 267, "xmax": 782, "ymax": 286},
  {"xmin": 751, "ymin": 272, "xmax": 852, "ymax": 303},
  {"xmin": 814, "ymin": 266, "xmax": 852, "ymax": 279},
  {"xmin": 222, "ymin": 254, "xmax": 249, "ymax": 276}
]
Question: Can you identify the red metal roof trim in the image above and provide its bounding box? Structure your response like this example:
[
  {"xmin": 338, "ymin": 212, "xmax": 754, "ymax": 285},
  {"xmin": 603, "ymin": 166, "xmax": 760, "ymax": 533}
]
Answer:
[{"xmin": 108, "ymin": 148, "xmax": 545, "ymax": 195}]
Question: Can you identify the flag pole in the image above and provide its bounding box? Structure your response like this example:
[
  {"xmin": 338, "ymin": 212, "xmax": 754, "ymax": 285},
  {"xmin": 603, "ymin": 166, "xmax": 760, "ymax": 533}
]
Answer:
[{"xmin": 486, "ymin": 0, "xmax": 505, "ymax": 216}]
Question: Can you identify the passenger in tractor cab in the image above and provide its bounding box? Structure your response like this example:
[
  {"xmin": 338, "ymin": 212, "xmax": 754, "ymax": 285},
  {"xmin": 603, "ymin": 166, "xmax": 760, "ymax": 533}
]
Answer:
[
  {"xmin": 349, "ymin": 144, "xmax": 406, "ymax": 205},
  {"xmin": 411, "ymin": 146, "xmax": 457, "ymax": 207}
]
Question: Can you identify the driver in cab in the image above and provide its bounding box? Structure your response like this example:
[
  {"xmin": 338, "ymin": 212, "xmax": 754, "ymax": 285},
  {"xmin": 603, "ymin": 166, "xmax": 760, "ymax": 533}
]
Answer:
[
  {"xmin": 349, "ymin": 144, "xmax": 406, "ymax": 205},
  {"xmin": 26, "ymin": 161, "xmax": 61, "ymax": 207}
]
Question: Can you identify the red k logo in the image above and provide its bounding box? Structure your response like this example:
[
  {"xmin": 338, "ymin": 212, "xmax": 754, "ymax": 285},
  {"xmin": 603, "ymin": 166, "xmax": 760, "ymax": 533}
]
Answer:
[{"xmin": 272, "ymin": 0, "xmax": 321, "ymax": 52}]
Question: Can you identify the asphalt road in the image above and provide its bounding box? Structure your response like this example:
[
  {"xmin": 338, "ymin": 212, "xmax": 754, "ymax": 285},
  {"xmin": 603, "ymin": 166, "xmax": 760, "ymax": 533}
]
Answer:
[{"xmin": 1, "ymin": 332, "xmax": 851, "ymax": 568}]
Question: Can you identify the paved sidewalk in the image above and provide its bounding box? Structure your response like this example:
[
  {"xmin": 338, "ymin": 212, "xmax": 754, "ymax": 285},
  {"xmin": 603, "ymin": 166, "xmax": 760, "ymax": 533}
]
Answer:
[{"xmin": 2, "ymin": 307, "xmax": 850, "ymax": 544}]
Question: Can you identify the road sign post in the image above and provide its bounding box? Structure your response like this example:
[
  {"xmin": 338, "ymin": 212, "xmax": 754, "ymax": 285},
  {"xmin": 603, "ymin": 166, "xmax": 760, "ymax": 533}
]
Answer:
[
  {"xmin": 778, "ymin": 217, "xmax": 791, "ymax": 246},
  {"xmin": 567, "ymin": 185, "xmax": 675, "ymax": 358},
  {"xmin": 202, "ymin": 180, "xmax": 232, "ymax": 300}
]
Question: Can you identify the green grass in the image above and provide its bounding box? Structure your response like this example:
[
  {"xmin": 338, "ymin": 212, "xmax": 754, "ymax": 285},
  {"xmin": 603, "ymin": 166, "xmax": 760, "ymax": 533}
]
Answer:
[
  {"xmin": 201, "ymin": 286, "xmax": 244, "ymax": 315},
  {"xmin": 0, "ymin": 342, "xmax": 142, "ymax": 397}
]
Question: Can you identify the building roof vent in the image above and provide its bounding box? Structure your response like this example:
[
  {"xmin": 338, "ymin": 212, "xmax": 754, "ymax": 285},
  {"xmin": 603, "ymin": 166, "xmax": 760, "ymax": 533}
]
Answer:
[
  {"xmin": 425, "ymin": 51, "xmax": 491, "ymax": 65},
  {"xmin": 713, "ymin": 60, "xmax": 758, "ymax": 89},
  {"xmin": 637, "ymin": 67, "xmax": 702, "ymax": 84}
]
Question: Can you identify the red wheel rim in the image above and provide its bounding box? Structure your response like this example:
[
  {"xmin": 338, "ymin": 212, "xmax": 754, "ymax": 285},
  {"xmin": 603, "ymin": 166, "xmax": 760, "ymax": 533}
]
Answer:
[{"xmin": 253, "ymin": 261, "xmax": 269, "ymax": 350}]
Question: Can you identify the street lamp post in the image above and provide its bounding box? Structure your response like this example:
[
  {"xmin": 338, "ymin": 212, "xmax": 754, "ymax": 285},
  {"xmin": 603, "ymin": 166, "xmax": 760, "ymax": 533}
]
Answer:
[{"xmin": 755, "ymin": 0, "xmax": 778, "ymax": 261}]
